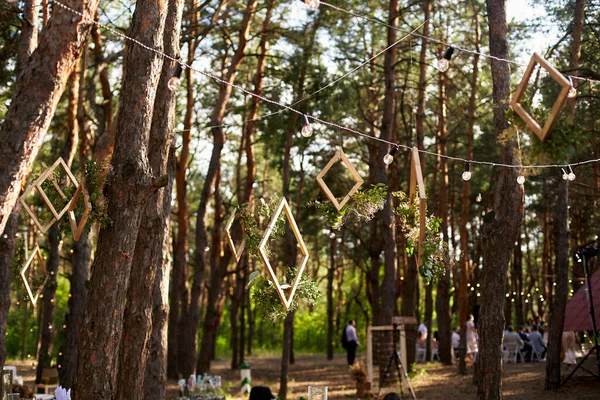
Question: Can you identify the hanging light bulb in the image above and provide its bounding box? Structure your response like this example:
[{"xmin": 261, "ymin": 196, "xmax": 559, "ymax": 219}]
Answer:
[
  {"xmin": 300, "ymin": 114, "xmax": 313, "ymax": 137},
  {"xmin": 567, "ymin": 165, "xmax": 576, "ymax": 181},
  {"xmin": 462, "ymin": 162, "xmax": 472, "ymax": 181},
  {"xmin": 303, "ymin": 0, "xmax": 320, "ymax": 11},
  {"xmin": 476, "ymin": 193, "xmax": 482, "ymax": 203},
  {"xmin": 561, "ymin": 168, "xmax": 569, "ymax": 180},
  {"xmin": 436, "ymin": 46, "xmax": 454, "ymax": 72},
  {"xmin": 168, "ymin": 64, "xmax": 184, "ymax": 91},
  {"xmin": 329, "ymin": 231, "xmax": 336, "ymax": 239},
  {"xmin": 567, "ymin": 76, "xmax": 577, "ymax": 99},
  {"xmin": 517, "ymin": 175, "xmax": 525, "ymax": 185},
  {"xmin": 383, "ymin": 145, "xmax": 399, "ymax": 165}
]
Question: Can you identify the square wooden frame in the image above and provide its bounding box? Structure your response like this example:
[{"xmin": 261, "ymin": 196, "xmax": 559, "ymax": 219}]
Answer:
[
  {"xmin": 224, "ymin": 210, "xmax": 245, "ymax": 263},
  {"xmin": 257, "ymin": 197, "xmax": 309, "ymax": 310},
  {"xmin": 510, "ymin": 52, "xmax": 571, "ymax": 141},
  {"xmin": 409, "ymin": 147, "xmax": 427, "ymax": 267},
  {"xmin": 316, "ymin": 149, "xmax": 364, "ymax": 211},
  {"xmin": 68, "ymin": 177, "xmax": 93, "ymax": 242},
  {"xmin": 20, "ymin": 245, "xmax": 48, "ymax": 306}
]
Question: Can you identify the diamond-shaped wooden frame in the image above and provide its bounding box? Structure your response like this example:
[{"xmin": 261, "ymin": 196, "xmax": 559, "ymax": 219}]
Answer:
[
  {"xmin": 35, "ymin": 158, "xmax": 79, "ymax": 220},
  {"xmin": 20, "ymin": 245, "xmax": 48, "ymax": 306},
  {"xmin": 510, "ymin": 52, "xmax": 571, "ymax": 141},
  {"xmin": 68, "ymin": 177, "xmax": 93, "ymax": 242},
  {"xmin": 225, "ymin": 210, "xmax": 245, "ymax": 263},
  {"xmin": 257, "ymin": 197, "xmax": 309, "ymax": 310},
  {"xmin": 19, "ymin": 178, "xmax": 57, "ymax": 233},
  {"xmin": 409, "ymin": 147, "xmax": 427, "ymax": 267},
  {"xmin": 316, "ymin": 149, "xmax": 364, "ymax": 211}
]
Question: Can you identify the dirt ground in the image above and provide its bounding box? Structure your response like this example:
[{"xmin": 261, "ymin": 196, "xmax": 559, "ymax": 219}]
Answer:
[{"xmin": 6, "ymin": 353, "xmax": 599, "ymax": 399}]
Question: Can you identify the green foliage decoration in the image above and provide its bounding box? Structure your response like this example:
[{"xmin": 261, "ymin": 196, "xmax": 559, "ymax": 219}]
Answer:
[
  {"xmin": 307, "ymin": 183, "xmax": 388, "ymax": 231},
  {"xmin": 247, "ymin": 268, "xmax": 320, "ymax": 322},
  {"xmin": 83, "ymin": 159, "xmax": 112, "ymax": 228},
  {"xmin": 237, "ymin": 198, "xmax": 286, "ymax": 257},
  {"xmin": 392, "ymin": 191, "xmax": 451, "ymax": 284}
]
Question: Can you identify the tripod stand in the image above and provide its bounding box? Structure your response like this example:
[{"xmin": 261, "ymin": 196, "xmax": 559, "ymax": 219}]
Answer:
[
  {"xmin": 377, "ymin": 324, "xmax": 416, "ymax": 400},
  {"xmin": 561, "ymin": 246, "xmax": 600, "ymax": 386}
]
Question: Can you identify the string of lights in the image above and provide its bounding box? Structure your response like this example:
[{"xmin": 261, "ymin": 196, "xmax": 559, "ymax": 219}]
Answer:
[
  {"xmin": 316, "ymin": 0, "xmax": 600, "ymax": 85},
  {"xmin": 51, "ymin": 0, "xmax": 600, "ymax": 175}
]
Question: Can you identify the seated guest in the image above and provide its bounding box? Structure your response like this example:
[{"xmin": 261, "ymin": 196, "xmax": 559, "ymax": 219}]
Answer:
[
  {"xmin": 529, "ymin": 325, "xmax": 546, "ymax": 360},
  {"xmin": 503, "ymin": 325, "xmax": 525, "ymax": 362},
  {"xmin": 452, "ymin": 327, "xmax": 460, "ymax": 355},
  {"xmin": 518, "ymin": 325, "xmax": 533, "ymax": 362}
]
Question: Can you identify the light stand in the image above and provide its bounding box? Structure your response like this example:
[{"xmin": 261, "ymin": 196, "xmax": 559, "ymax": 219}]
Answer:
[
  {"xmin": 377, "ymin": 323, "xmax": 417, "ymax": 400},
  {"xmin": 561, "ymin": 244, "xmax": 600, "ymax": 386}
]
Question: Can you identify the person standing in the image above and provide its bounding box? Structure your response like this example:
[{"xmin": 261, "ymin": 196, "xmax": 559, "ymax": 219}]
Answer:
[{"xmin": 343, "ymin": 320, "xmax": 360, "ymax": 365}]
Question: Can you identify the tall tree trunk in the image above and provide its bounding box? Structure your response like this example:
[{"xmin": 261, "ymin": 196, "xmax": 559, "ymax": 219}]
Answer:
[
  {"xmin": 73, "ymin": 2, "xmax": 168, "ymax": 397},
  {"xmin": 35, "ymin": 224, "xmax": 59, "ymax": 383},
  {"xmin": 116, "ymin": 0, "xmax": 183, "ymax": 397},
  {"xmin": 545, "ymin": 180, "xmax": 569, "ymax": 389},
  {"xmin": 0, "ymin": 0, "xmax": 100, "ymax": 235},
  {"xmin": 327, "ymin": 236, "xmax": 336, "ymax": 360},
  {"xmin": 58, "ymin": 231, "xmax": 91, "ymax": 389},
  {"xmin": 566, "ymin": 0, "xmax": 585, "ymax": 119},
  {"xmin": 459, "ymin": 11, "xmax": 480, "ymax": 375},
  {"xmin": 16, "ymin": 0, "xmax": 40, "ymax": 72},
  {"xmin": 435, "ymin": 60, "xmax": 452, "ymax": 366},
  {"xmin": 477, "ymin": 1, "xmax": 524, "ymax": 398},
  {"xmin": 513, "ymin": 234, "xmax": 524, "ymax": 327},
  {"xmin": 183, "ymin": 0, "xmax": 257, "ymax": 376},
  {"xmin": 0, "ymin": 210, "xmax": 19, "ymax": 372}
]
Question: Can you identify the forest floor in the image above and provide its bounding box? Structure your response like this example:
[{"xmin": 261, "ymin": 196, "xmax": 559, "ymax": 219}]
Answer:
[{"xmin": 6, "ymin": 353, "xmax": 599, "ymax": 399}]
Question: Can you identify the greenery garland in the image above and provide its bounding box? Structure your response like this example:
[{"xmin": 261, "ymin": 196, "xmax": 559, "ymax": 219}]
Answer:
[
  {"xmin": 247, "ymin": 268, "xmax": 320, "ymax": 321},
  {"xmin": 392, "ymin": 191, "xmax": 451, "ymax": 284}
]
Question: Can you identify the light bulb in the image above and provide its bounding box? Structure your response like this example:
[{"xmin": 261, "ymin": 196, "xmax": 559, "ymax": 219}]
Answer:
[
  {"xmin": 476, "ymin": 193, "xmax": 482, "ymax": 203},
  {"xmin": 517, "ymin": 175, "xmax": 525, "ymax": 184},
  {"xmin": 301, "ymin": 124, "xmax": 313, "ymax": 138},
  {"xmin": 562, "ymin": 171, "xmax": 568, "ymax": 180},
  {"xmin": 383, "ymin": 154, "xmax": 394, "ymax": 165},
  {"xmin": 462, "ymin": 171, "xmax": 471, "ymax": 181},
  {"xmin": 304, "ymin": 0, "xmax": 320, "ymax": 11},
  {"xmin": 568, "ymin": 86, "xmax": 577, "ymax": 98},
  {"xmin": 568, "ymin": 172, "xmax": 575, "ymax": 181},
  {"xmin": 436, "ymin": 58, "xmax": 449, "ymax": 72},
  {"xmin": 167, "ymin": 76, "xmax": 180, "ymax": 91},
  {"xmin": 168, "ymin": 63, "xmax": 184, "ymax": 92},
  {"xmin": 329, "ymin": 232, "xmax": 336, "ymax": 239}
]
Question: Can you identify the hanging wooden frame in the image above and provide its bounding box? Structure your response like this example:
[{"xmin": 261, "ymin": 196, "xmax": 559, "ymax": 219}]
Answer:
[
  {"xmin": 68, "ymin": 177, "xmax": 93, "ymax": 242},
  {"xmin": 224, "ymin": 210, "xmax": 245, "ymax": 263},
  {"xmin": 20, "ymin": 245, "xmax": 48, "ymax": 306},
  {"xmin": 257, "ymin": 197, "xmax": 309, "ymax": 310},
  {"xmin": 316, "ymin": 149, "xmax": 364, "ymax": 211},
  {"xmin": 19, "ymin": 178, "xmax": 57, "ymax": 233},
  {"xmin": 409, "ymin": 147, "xmax": 427, "ymax": 267},
  {"xmin": 35, "ymin": 158, "xmax": 79, "ymax": 220},
  {"xmin": 510, "ymin": 52, "xmax": 571, "ymax": 141}
]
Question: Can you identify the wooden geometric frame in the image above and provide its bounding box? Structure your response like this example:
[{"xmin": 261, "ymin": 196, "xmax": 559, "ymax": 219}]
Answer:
[
  {"xmin": 35, "ymin": 158, "xmax": 79, "ymax": 220},
  {"xmin": 224, "ymin": 210, "xmax": 245, "ymax": 263},
  {"xmin": 409, "ymin": 147, "xmax": 427, "ymax": 267},
  {"xmin": 316, "ymin": 149, "xmax": 364, "ymax": 211},
  {"xmin": 510, "ymin": 52, "xmax": 571, "ymax": 141},
  {"xmin": 20, "ymin": 245, "xmax": 48, "ymax": 306},
  {"xmin": 68, "ymin": 177, "xmax": 93, "ymax": 242},
  {"xmin": 19, "ymin": 180, "xmax": 57, "ymax": 233},
  {"xmin": 257, "ymin": 197, "xmax": 309, "ymax": 310}
]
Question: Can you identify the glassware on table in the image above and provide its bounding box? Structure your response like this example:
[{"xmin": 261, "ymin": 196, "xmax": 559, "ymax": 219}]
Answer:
[{"xmin": 308, "ymin": 386, "xmax": 328, "ymax": 400}]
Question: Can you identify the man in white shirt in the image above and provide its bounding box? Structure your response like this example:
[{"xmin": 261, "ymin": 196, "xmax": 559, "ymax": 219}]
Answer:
[
  {"xmin": 452, "ymin": 327, "xmax": 460, "ymax": 354},
  {"xmin": 418, "ymin": 323, "xmax": 428, "ymax": 340},
  {"xmin": 343, "ymin": 320, "xmax": 360, "ymax": 366}
]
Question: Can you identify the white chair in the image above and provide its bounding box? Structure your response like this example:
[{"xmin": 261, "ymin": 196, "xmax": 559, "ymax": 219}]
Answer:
[
  {"xmin": 431, "ymin": 347, "xmax": 440, "ymax": 362},
  {"xmin": 531, "ymin": 350, "xmax": 545, "ymax": 362},
  {"xmin": 416, "ymin": 347, "xmax": 426, "ymax": 363},
  {"xmin": 504, "ymin": 343, "xmax": 523, "ymax": 363},
  {"xmin": 35, "ymin": 368, "xmax": 59, "ymax": 395},
  {"xmin": 34, "ymin": 395, "xmax": 55, "ymax": 400},
  {"xmin": 2, "ymin": 366, "xmax": 23, "ymax": 386}
]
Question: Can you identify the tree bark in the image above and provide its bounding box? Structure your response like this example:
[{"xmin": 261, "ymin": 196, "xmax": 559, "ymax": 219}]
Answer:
[
  {"xmin": 0, "ymin": 209, "xmax": 19, "ymax": 372},
  {"xmin": 459, "ymin": 11, "xmax": 480, "ymax": 375},
  {"xmin": 183, "ymin": 0, "xmax": 257, "ymax": 376},
  {"xmin": 327, "ymin": 236, "xmax": 336, "ymax": 360},
  {"xmin": 545, "ymin": 179, "xmax": 569, "ymax": 389},
  {"xmin": 116, "ymin": 0, "xmax": 183, "ymax": 397},
  {"xmin": 566, "ymin": 0, "xmax": 585, "ymax": 119},
  {"xmin": 0, "ymin": 0, "xmax": 100, "ymax": 235},
  {"xmin": 73, "ymin": 1, "xmax": 168, "ymax": 397},
  {"xmin": 16, "ymin": 0, "xmax": 40, "ymax": 74},
  {"xmin": 477, "ymin": 1, "xmax": 524, "ymax": 398}
]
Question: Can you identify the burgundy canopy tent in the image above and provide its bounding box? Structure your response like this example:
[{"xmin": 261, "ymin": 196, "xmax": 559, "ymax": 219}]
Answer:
[{"xmin": 564, "ymin": 267, "xmax": 600, "ymax": 332}]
